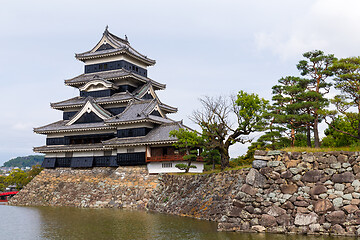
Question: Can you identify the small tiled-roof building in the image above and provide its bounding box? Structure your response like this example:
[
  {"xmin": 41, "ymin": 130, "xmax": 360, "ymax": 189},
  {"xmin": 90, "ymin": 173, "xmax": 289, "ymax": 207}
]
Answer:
[{"xmin": 35, "ymin": 27, "xmax": 203, "ymax": 173}]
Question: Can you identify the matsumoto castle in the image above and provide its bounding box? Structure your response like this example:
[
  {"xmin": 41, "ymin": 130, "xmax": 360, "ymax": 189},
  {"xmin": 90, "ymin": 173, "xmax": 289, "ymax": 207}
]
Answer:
[{"xmin": 35, "ymin": 27, "xmax": 203, "ymax": 174}]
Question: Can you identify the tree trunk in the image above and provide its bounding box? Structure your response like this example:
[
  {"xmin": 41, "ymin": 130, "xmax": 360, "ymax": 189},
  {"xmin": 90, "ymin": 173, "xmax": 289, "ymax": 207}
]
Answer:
[
  {"xmin": 212, "ymin": 159, "xmax": 215, "ymax": 170},
  {"xmin": 186, "ymin": 160, "xmax": 192, "ymax": 173},
  {"xmin": 306, "ymin": 125, "xmax": 312, "ymax": 147},
  {"xmin": 220, "ymin": 148, "xmax": 230, "ymax": 170},
  {"xmin": 313, "ymin": 115, "xmax": 320, "ymax": 148},
  {"xmin": 291, "ymin": 127, "xmax": 295, "ymax": 147},
  {"xmin": 358, "ymin": 102, "xmax": 360, "ymax": 139},
  {"xmin": 185, "ymin": 148, "xmax": 190, "ymax": 173}
]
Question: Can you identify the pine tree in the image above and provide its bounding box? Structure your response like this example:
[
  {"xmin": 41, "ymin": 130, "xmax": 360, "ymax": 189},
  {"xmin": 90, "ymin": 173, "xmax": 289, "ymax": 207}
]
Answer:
[
  {"xmin": 271, "ymin": 76, "xmax": 313, "ymax": 147},
  {"xmin": 326, "ymin": 57, "xmax": 360, "ymax": 140},
  {"xmin": 297, "ymin": 50, "xmax": 336, "ymax": 148}
]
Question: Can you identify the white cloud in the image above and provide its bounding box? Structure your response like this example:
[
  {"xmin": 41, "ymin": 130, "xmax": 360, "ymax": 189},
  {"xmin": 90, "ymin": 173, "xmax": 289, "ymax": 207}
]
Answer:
[
  {"xmin": 1, "ymin": 0, "xmax": 360, "ymax": 163},
  {"xmin": 255, "ymin": 0, "xmax": 360, "ymax": 60},
  {"xmin": 12, "ymin": 122, "xmax": 34, "ymax": 131}
]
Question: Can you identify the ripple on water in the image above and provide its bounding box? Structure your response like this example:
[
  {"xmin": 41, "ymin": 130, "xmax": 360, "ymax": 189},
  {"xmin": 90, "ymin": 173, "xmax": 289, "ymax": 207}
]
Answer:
[{"xmin": 0, "ymin": 205, "xmax": 356, "ymax": 240}]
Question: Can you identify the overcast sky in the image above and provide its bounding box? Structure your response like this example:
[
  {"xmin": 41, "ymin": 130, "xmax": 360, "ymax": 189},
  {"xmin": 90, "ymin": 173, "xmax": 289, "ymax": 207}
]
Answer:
[{"xmin": 0, "ymin": 0, "xmax": 359, "ymax": 165}]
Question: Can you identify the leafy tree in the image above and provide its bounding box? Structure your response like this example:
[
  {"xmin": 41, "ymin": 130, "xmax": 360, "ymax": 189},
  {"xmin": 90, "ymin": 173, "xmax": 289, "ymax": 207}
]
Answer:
[
  {"xmin": 0, "ymin": 176, "xmax": 6, "ymax": 192},
  {"xmin": 249, "ymin": 125, "xmax": 291, "ymax": 151},
  {"xmin": 174, "ymin": 163, "xmax": 197, "ymax": 172},
  {"xmin": 322, "ymin": 116, "xmax": 359, "ymax": 147},
  {"xmin": 326, "ymin": 57, "xmax": 360, "ymax": 140},
  {"xmin": 271, "ymin": 76, "xmax": 313, "ymax": 147},
  {"xmin": 169, "ymin": 128, "xmax": 203, "ymax": 173},
  {"xmin": 201, "ymin": 149, "xmax": 220, "ymax": 170},
  {"xmin": 5, "ymin": 169, "xmax": 28, "ymax": 190},
  {"xmin": 1, "ymin": 165, "xmax": 43, "ymax": 191},
  {"xmin": 27, "ymin": 165, "xmax": 43, "ymax": 179},
  {"xmin": 293, "ymin": 132, "xmax": 312, "ymax": 147},
  {"xmin": 297, "ymin": 50, "xmax": 336, "ymax": 148},
  {"xmin": 191, "ymin": 91, "xmax": 269, "ymax": 170}
]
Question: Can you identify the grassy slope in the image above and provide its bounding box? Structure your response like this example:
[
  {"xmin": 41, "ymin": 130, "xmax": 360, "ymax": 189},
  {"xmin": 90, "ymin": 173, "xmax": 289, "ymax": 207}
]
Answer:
[{"xmin": 281, "ymin": 146, "xmax": 360, "ymax": 153}]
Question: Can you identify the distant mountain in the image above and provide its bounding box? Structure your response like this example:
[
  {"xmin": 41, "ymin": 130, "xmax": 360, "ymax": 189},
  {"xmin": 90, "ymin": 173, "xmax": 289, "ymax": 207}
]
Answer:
[{"xmin": 2, "ymin": 155, "xmax": 44, "ymax": 167}]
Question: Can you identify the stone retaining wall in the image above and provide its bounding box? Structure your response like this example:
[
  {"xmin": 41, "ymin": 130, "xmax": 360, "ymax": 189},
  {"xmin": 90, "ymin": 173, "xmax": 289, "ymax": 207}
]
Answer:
[
  {"xmin": 9, "ymin": 151, "xmax": 360, "ymax": 236},
  {"xmin": 217, "ymin": 150, "xmax": 360, "ymax": 236},
  {"xmin": 148, "ymin": 150, "xmax": 360, "ymax": 236},
  {"xmin": 9, "ymin": 166, "xmax": 158, "ymax": 209},
  {"xmin": 147, "ymin": 169, "xmax": 248, "ymax": 221}
]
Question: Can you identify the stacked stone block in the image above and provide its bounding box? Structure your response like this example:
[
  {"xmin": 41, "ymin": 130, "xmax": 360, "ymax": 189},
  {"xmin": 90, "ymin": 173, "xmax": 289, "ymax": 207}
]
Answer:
[
  {"xmin": 219, "ymin": 150, "xmax": 360, "ymax": 236},
  {"xmin": 9, "ymin": 166, "xmax": 159, "ymax": 209}
]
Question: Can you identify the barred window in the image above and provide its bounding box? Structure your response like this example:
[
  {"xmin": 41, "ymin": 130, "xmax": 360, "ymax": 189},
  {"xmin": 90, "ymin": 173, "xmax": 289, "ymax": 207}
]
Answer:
[{"xmin": 162, "ymin": 163, "xmax": 172, "ymax": 168}]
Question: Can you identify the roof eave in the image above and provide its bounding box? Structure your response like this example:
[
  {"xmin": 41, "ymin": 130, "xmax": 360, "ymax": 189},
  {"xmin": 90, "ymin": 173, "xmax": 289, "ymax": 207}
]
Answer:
[
  {"xmin": 104, "ymin": 140, "xmax": 178, "ymax": 148},
  {"xmin": 33, "ymin": 146, "xmax": 113, "ymax": 153},
  {"xmin": 51, "ymin": 97, "xmax": 133, "ymax": 110},
  {"xmin": 75, "ymin": 50, "xmax": 156, "ymax": 66},
  {"xmin": 105, "ymin": 118, "xmax": 165, "ymax": 126},
  {"xmin": 33, "ymin": 126, "xmax": 116, "ymax": 134},
  {"xmin": 64, "ymin": 74, "xmax": 165, "ymax": 90},
  {"xmin": 160, "ymin": 105, "xmax": 178, "ymax": 113}
]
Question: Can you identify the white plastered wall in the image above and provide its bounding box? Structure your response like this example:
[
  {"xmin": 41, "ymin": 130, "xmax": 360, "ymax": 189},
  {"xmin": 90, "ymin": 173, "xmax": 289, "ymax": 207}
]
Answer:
[
  {"xmin": 147, "ymin": 161, "xmax": 204, "ymax": 174},
  {"xmin": 45, "ymin": 153, "xmax": 65, "ymax": 158},
  {"xmin": 72, "ymin": 150, "xmax": 117, "ymax": 157},
  {"xmin": 117, "ymin": 146, "xmax": 146, "ymax": 153},
  {"xmin": 146, "ymin": 146, "xmax": 151, "ymax": 157}
]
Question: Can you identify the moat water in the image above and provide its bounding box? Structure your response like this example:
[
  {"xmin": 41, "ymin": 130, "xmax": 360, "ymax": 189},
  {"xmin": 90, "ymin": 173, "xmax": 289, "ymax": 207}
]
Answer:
[{"xmin": 0, "ymin": 205, "xmax": 355, "ymax": 240}]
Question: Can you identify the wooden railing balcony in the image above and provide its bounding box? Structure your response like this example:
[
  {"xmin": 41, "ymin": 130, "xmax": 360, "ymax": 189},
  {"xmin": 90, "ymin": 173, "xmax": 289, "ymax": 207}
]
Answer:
[{"xmin": 146, "ymin": 155, "xmax": 204, "ymax": 162}]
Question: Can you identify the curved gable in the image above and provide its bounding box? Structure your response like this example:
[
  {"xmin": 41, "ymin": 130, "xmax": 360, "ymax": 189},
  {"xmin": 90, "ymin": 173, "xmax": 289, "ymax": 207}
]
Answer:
[
  {"xmin": 79, "ymin": 78, "xmax": 117, "ymax": 92},
  {"xmin": 66, "ymin": 100, "xmax": 112, "ymax": 125}
]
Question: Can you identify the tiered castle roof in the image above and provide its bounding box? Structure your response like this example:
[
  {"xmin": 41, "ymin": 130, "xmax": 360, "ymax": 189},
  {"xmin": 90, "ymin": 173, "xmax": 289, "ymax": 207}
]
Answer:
[
  {"xmin": 64, "ymin": 69, "xmax": 165, "ymax": 89},
  {"xmin": 34, "ymin": 27, "xmax": 184, "ymax": 157},
  {"xmin": 75, "ymin": 27, "xmax": 156, "ymax": 66}
]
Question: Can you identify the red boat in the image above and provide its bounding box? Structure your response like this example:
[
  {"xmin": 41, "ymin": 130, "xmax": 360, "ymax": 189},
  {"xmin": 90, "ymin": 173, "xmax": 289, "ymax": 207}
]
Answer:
[{"xmin": 0, "ymin": 191, "xmax": 19, "ymax": 202}]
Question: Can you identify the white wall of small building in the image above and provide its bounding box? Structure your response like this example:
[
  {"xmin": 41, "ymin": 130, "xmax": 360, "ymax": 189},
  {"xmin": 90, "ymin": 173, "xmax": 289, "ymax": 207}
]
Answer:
[{"xmin": 147, "ymin": 161, "xmax": 204, "ymax": 174}]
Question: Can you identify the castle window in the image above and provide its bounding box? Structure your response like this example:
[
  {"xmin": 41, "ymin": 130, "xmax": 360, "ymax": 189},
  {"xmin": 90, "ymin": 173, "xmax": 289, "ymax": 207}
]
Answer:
[{"xmin": 162, "ymin": 163, "xmax": 172, "ymax": 168}]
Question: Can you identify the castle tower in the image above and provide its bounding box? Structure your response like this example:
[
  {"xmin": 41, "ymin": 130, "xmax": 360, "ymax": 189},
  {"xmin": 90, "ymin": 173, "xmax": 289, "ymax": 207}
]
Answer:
[{"xmin": 34, "ymin": 28, "xmax": 203, "ymax": 173}]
